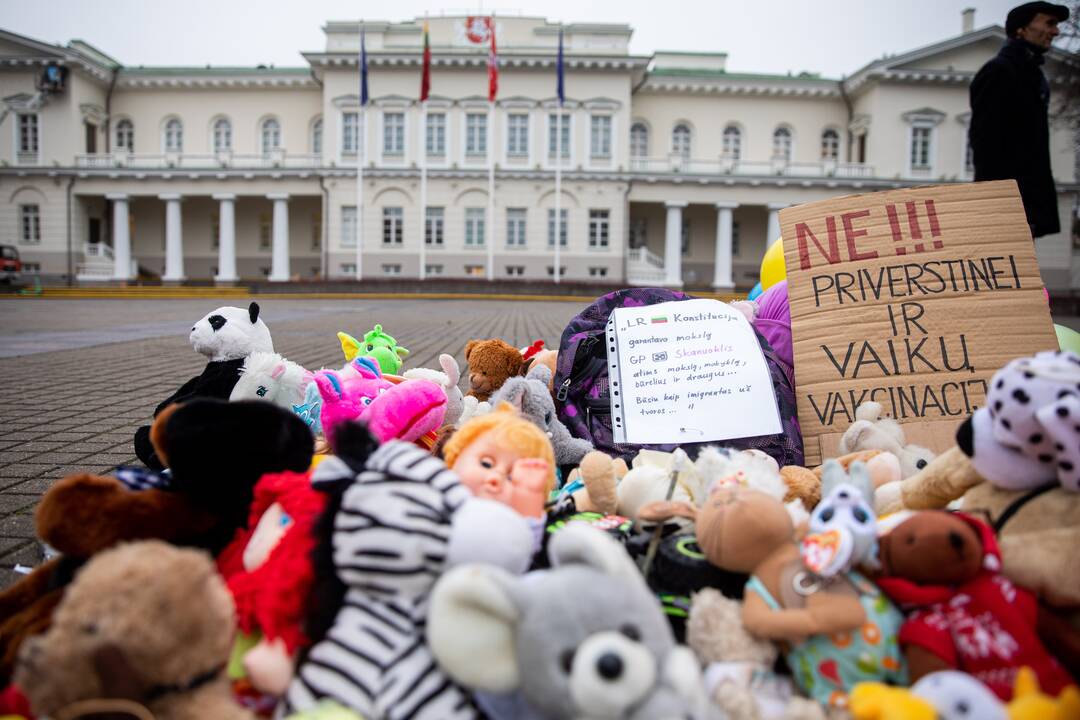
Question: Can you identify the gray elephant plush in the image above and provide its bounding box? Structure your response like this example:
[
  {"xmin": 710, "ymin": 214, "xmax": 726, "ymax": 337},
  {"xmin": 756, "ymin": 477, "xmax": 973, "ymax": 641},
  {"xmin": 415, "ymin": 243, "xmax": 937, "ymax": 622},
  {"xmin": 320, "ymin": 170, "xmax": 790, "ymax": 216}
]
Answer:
[
  {"xmin": 428, "ymin": 523, "xmax": 719, "ymax": 720},
  {"xmin": 491, "ymin": 364, "xmax": 593, "ymax": 467}
]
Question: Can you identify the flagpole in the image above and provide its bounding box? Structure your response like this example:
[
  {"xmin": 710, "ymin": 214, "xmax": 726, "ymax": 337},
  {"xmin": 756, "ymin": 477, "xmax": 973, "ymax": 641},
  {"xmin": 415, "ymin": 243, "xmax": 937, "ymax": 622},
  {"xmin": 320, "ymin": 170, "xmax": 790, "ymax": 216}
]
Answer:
[
  {"xmin": 486, "ymin": 15, "xmax": 497, "ymax": 281},
  {"xmin": 554, "ymin": 24, "xmax": 564, "ymax": 285},
  {"xmin": 420, "ymin": 101, "xmax": 427, "ymax": 281},
  {"xmin": 554, "ymin": 108, "xmax": 561, "ymax": 285},
  {"xmin": 487, "ymin": 98, "xmax": 495, "ymax": 281},
  {"xmin": 356, "ymin": 23, "xmax": 366, "ymax": 282}
]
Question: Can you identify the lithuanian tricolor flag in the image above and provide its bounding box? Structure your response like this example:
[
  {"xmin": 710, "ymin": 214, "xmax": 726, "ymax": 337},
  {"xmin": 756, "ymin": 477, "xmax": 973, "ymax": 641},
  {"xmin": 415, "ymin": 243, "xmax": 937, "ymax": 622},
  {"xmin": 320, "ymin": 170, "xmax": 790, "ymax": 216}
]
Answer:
[{"xmin": 420, "ymin": 20, "xmax": 431, "ymax": 102}]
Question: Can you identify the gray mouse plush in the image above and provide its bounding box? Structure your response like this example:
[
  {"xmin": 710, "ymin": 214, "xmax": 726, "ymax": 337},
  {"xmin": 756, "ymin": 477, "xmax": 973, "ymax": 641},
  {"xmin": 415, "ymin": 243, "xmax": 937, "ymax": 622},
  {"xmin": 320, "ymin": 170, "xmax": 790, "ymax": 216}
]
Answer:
[
  {"xmin": 428, "ymin": 523, "xmax": 719, "ymax": 720},
  {"xmin": 491, "ymin": 364, "xmax": 592, "ymax": 468}
]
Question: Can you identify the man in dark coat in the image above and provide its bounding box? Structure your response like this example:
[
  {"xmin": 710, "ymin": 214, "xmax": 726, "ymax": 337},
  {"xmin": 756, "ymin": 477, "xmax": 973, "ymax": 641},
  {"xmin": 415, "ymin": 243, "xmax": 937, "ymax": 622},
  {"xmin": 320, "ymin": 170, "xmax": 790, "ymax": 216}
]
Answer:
[{"xmin": 969, "ymin": 1, "xmax": 1069, "ymax": 237}]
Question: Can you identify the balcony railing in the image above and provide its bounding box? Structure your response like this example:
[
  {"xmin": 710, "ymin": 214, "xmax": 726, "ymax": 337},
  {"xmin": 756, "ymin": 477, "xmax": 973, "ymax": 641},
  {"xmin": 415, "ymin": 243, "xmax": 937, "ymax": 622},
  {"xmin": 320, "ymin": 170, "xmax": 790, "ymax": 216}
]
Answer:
[
  {"xmin": 629, "ymin": 156, "xmax": 874, "ymax": 178},
  {"xmin": 75, "ymin": 152, "xmax": 323, "ymax": 170}
]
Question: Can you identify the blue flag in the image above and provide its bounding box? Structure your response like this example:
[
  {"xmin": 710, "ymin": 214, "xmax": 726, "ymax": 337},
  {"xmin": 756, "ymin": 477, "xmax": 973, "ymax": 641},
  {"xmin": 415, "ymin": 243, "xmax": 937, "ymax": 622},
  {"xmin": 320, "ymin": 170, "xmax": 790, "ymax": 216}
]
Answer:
[
  {"xmin": 556, "ymin": 26, "xmax": 564, "ymax": 106},
  {"xmin": 360, "ymin": 24, "xmax": 369, "ymax": 106}
]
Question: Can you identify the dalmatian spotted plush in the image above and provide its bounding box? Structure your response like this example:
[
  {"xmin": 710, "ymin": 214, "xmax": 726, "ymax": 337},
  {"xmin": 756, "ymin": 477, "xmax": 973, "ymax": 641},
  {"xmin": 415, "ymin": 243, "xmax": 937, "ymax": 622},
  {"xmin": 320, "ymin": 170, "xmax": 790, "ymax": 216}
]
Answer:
[{"xmin": 967, "ymin": 350, "xmax": 1080, "ymax": 492}]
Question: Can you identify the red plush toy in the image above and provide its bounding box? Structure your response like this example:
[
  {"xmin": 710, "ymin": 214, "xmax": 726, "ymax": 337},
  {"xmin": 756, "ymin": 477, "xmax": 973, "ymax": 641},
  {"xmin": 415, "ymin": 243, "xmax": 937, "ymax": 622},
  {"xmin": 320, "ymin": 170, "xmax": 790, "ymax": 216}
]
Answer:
[
  {"xmin": 222, "ymin": 470, "xmax": 327, "ymax": 697},
  {"xmin": 875, "ymin": 510, "xmax": 1073, "ymax": 700}
]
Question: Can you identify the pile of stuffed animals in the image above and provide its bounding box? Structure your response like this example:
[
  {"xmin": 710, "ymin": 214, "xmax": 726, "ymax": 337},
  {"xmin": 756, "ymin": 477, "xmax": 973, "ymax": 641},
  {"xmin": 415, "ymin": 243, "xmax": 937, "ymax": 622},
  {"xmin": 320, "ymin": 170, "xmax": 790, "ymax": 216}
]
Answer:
[{"xmin": 0, "ymin": 295, "xmax": 1077, "ymax": 720}]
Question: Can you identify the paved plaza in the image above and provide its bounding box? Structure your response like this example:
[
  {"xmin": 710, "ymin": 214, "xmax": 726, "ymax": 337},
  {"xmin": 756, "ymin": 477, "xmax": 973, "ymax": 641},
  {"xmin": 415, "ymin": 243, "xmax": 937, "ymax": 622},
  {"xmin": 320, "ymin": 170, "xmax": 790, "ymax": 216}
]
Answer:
[{"xmin": 0, "ymin": 296, "xmax": 585, "ymax": 588}]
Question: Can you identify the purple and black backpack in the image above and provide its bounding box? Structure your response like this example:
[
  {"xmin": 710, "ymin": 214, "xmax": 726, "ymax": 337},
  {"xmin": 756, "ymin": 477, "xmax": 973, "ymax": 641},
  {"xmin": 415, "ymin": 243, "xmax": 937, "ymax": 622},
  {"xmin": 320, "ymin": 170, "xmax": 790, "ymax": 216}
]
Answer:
[{"xmin": 553, "ymin": 288, "xmax": 803, "ymax": 467}]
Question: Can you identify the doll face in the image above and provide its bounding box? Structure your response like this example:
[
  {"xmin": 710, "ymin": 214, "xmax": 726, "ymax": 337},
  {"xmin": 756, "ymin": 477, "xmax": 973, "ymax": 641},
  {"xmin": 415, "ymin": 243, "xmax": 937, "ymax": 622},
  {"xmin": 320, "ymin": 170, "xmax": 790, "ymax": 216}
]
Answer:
[{"xmin": 451, "ymin": 430, "xmax": 521, "ymax": 506}]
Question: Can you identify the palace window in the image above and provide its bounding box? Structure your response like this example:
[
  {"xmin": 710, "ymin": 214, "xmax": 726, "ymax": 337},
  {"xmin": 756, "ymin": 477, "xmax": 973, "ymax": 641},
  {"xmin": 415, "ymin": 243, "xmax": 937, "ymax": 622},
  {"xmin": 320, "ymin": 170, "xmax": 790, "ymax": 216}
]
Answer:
[
  {"xmin": 17, "ymin": 114, "xmax": 38, "ymax": 161},
  {"xmin": 507, "ymin": 113, "xmax": 529, "ymax": 156},
  {"xmin": 261, "ymin": 117, "xmax": 281, "ymax": 155},
  {"xmin": 548, "ymin": 113, "xmax": 570, "ymax": 159},
  {"xmin": 506, "ymin": 265, "xmax": 525, "ymax": 277},
  {"xmin": 382, "ymin": 263, "xmax": 402, "ymax": 276},
  {"xmin": 18, "ymin": 204, "xmax": 40, "ymax": 244},
  {"xmin": 341, "ymin": 206, "xmax": 357, "ymax": 248},
  {"xmin": 506, "ymin": 208, "xmax": 527, "ymax": 247},
  {"xmin": 342, "ymin": 112, "xmax": 360, "ymax": 155},
  {"xmin": 630, "ymin": 122, "xmax": 648, "ymax": 158},
  {"xmin": 821, "ymin": 128, "xmax": 840, "ymax": 160},
  {"xmin": 590, "ymin": 115, "xmax": 612, "ymax": 159},
  {"xmin": 910, "ymin": 126, "xmax": 932, "ymax": 170},
  {"xmin": 425, "ymin": 207, "xmax": 444, "ymax": 246},
  {"xmin": 311, "ymin": 118, "xmax": 323, "ymax": 155},
  {"xmin": 772, "ymin": 126, "xmax": 792, "ymax": 162},
  {"xmin": 588, "ymin": 209, "xmax": 610, "ymax": 249},
  {"xmin": 115, "ymin": 119, "xmax": 134, "ymax": 152},
  {"xmin": 425, "ymin": 263, "xmax": 444, "ymax": 276},
  {"xmin": 547, "ymin": 208, "xmax": 568, "ymax": 247},
  {"xmin": 466, "ymin": 113, "xmax": 487, "ymax": 156},
  {"xmin": 672, "ymin": 124, "xmax": 691, "ymax": 159},
  {"xmin": 212, "ymin": 118, "xmax": 232, "ymax": 153},
  {"xmin": 465, "ymin": 208, "xmax": 486, "ymax": 246},
  {"xmin": 383, "ymin": 113, "xmax": 405, "ymax": 155},
  {"xmin": 465, "ymin": 264, "xmax": 486, "ymax": 277},
  {"xmin": 589, "ymin": 266, "xmax": 608, "ymax": 277},
  {"xmin": 383, "ymin": 207, "xmax": 403, "ymax": 245},
  {"xmin": 426, "ymin": 113, "xmax": 446, "ymax": 156},
  {"xmin": 722, "ymin": 125, "xmax": 741, "ymax": 159},
  {"xmin": 164, "ymin": 117, "xmax": 183, "ymax": 153}
]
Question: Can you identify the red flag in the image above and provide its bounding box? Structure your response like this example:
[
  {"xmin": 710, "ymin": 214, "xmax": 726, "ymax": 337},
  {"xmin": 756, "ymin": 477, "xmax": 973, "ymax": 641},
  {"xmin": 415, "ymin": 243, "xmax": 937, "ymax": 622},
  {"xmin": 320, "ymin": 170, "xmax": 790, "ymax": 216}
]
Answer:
[
  {"xmin": 420, "ymin": 20, "xmax": 431, "ymax": 102},
  {"xmin": 487, "ymin": 17, "xmax": 498, "ymax": 102}
]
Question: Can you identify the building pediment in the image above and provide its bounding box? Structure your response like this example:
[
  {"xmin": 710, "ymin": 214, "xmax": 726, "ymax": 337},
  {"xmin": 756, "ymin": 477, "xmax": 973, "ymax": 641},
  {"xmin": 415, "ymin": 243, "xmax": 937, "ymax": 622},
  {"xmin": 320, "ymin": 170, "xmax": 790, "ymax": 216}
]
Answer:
[{"xmin": 0, "ymin": 30, "xmax": 66, "ymax": 60}]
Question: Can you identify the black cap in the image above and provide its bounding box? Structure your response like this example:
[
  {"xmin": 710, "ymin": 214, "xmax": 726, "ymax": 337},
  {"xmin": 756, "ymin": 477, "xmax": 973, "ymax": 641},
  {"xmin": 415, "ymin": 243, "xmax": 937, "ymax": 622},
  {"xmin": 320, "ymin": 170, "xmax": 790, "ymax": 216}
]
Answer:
[{"xmin": 1006, "ymin": 2, "xmax": 1069, "ymax": 37}]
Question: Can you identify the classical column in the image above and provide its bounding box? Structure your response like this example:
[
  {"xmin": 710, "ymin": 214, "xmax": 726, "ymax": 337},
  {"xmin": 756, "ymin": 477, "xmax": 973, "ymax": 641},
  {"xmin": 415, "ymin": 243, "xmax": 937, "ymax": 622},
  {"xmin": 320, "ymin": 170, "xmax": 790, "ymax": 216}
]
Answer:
[
  {"xmin": 766, "ymin": 202, "xmax": 786, "ymax": 246},
  {"xmin": 713, "ymin": 202, "xmax": 738, "ymax": 290},
  {"xmin": 159, "ymin": 193, "xmax": 184, "ymax": 282},
  {"xmin": 664, "ymin": 201, "xmax": 686, "ymax": 288},
  {"xmin": 267, "ymin": 193, "xmax": 290, "ymax": 282},
  {"xmin": 213, "ymin": 193, "xmax": 237, "ymax": 283},
  {"xmin": 107, "ymin": 193, "xmax": 132, "ymax": 281}
]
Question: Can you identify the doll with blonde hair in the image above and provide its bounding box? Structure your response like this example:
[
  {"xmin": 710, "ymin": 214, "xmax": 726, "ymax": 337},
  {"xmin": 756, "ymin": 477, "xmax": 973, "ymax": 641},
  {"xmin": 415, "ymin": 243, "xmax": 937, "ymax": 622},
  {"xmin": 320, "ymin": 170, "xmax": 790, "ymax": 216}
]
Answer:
[{"xmin": 443, "ymin": 403, "xmax": 556, "ymax": 521}]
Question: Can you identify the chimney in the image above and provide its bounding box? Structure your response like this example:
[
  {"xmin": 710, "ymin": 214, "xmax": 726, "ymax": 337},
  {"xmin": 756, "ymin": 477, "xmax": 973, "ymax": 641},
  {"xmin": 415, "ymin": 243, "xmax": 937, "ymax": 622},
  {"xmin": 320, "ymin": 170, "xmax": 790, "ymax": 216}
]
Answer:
[{"xmin": 962, "ymin": 7, "xmax": 975, "ymax": 33}]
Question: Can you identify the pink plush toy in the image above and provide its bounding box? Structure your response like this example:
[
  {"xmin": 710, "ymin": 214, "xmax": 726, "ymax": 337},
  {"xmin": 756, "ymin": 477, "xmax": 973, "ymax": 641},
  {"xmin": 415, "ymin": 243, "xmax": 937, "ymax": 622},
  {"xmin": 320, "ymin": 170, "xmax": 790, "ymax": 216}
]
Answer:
[{"xmin": 314, "ymin": 357, "xmax": 447, "ymax": 445}]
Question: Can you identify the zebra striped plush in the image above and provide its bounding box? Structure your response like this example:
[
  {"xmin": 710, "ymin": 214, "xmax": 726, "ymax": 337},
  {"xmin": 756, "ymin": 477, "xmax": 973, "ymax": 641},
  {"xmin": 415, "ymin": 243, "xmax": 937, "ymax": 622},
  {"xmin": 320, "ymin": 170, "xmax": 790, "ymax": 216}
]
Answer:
[{"xmin": 284, "ymin": 441, "xmax": 524, "ymax": 719}]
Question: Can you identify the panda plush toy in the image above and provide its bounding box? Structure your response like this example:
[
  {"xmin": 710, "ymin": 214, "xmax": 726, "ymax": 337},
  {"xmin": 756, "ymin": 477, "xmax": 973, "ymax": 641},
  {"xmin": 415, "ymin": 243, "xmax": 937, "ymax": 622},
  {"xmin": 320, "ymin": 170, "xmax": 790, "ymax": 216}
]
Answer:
[{"xmin": 133, "ymin": 302, "xmax": 274, "ymax": 469}]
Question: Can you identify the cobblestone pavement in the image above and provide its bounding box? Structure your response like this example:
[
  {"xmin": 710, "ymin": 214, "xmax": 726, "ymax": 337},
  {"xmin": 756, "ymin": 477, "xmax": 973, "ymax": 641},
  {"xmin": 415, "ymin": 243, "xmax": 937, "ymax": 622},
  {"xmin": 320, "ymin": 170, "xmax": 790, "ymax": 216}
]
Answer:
[{"xmin": 0, "ymin": 296, "xmax": 586, "ymax": 588}]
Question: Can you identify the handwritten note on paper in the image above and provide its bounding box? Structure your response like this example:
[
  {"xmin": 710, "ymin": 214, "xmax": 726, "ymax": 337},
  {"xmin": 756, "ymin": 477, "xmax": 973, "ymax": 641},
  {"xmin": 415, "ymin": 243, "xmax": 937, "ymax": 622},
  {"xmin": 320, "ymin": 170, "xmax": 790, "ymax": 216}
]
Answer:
[{"xmin": 606, "ymin": 298, "xmax": 782, "ymax": 445}]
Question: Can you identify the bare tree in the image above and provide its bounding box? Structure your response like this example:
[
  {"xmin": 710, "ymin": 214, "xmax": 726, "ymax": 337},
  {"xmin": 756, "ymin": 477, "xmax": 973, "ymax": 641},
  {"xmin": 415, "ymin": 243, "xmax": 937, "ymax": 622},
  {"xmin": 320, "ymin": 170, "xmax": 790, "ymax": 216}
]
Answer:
[{"xmin": 1050, "ymin": 0, "xmax": 1080, "ymax": 125}]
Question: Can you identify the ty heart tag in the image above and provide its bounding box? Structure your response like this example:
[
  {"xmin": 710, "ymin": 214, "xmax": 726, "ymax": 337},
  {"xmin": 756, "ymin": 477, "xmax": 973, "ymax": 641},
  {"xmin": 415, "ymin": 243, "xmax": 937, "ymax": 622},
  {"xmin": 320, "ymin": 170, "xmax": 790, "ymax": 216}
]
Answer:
[{"xmin": 800, "ymin": 528, "xmax": 854, "ymax": 578}]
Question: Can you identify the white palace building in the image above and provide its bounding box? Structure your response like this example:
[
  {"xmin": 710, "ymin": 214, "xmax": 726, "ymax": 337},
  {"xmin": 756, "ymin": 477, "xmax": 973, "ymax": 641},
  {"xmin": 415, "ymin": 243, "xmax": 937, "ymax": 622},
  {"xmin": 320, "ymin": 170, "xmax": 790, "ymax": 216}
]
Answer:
[{"xmin": 0, "ymin": 10, "xmax": 1077, "ymax": 289}]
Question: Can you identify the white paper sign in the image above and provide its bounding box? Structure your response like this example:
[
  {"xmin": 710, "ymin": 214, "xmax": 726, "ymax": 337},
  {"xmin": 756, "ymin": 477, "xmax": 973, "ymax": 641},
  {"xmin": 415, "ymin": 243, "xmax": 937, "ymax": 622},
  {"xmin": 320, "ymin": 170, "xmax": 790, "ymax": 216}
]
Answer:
[{"xmin": 606, "ymin": 298, "xmax": 782, "ymax": 445}]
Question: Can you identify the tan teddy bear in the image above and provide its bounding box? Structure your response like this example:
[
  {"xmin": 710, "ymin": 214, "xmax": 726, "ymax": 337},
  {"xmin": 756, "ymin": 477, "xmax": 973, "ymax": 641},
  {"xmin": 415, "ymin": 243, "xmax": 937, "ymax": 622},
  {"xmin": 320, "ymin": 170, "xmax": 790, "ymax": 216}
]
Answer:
[
  {"xmin": 839, "ymin": 402, "xmax": 936, "ymax": 480},
  {"xmin": 14, "ymin": 540, "xmax": 253, "ymax": 720},
  {"xmin": 463, "ymin": 338, "xmax": 524, "ymax": 402}
]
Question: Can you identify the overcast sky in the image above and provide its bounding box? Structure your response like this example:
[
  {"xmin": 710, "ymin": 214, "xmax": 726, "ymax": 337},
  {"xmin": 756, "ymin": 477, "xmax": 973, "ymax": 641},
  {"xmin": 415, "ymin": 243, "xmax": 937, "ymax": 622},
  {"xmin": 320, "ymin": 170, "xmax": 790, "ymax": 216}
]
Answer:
[{"xmin": 0, "ymin": 0, "xmax": 1035, "ymax": 78}]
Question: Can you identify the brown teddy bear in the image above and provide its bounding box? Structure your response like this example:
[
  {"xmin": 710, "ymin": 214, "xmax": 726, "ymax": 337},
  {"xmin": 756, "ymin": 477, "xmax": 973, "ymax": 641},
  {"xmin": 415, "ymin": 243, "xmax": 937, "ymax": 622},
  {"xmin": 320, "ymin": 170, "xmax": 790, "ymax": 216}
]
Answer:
[
  {"xmin": 14, "ymin": 540, "xmax": 254, "ymax": 719},
  {"xmin": 0, "ymin": 397, "xmax": 314, "ymax": 686},
  {"xmin": 873, "ymin": 511, "xmax": 1074, "ymax": 700},
  {"xmin": 463, "ymin": 338, "xmax": 523, "ymax": 402},
  {"xmin": 648, "ymin": 485, "xmax": 907, "ymax": 710}
]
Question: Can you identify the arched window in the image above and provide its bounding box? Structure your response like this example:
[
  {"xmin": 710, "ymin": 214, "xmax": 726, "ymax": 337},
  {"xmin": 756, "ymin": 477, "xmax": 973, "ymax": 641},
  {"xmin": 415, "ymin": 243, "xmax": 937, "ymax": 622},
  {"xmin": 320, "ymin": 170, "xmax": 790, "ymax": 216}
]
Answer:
[
  {"xmin": 772, "ymin": 126, "xmax": 792, "ymax": 162},
  {"xmin": 212, "ymin": 118, "xmax": 232, "ymax": 153},
  {"xmin": 821, "ymin": 128, "xmax": 840, "ymax": 160},
  {"xmin": 722, "ymin": 125, "xmax": 741, "ymax": 159},
  {"xmin": 261, "ymin": 117, "xmax": 281, "ymax": 155},
  {"xmin": 115, "ymin": 119, "xmax": 134, "ymax": 152},
  {"xmin": 311, "ymin": 118, "xmax": 323, "ymax": 155},
  {"xmin": 672, "ymin": 123, "xmax": 691, "ymax": 160},
  {"xmin": 163, "ymin": 117, "xmax": 183, "ymax": 153},
  {"xmin": 630, "ymin": 122, "xmax": 648, "ymax": 158}
]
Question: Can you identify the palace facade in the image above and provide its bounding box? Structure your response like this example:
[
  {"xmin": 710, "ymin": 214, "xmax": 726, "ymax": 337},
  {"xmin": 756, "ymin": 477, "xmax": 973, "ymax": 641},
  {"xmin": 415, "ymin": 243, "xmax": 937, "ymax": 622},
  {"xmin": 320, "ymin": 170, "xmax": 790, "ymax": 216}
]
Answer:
[{"xmin": 0, "ymin": 10, "xmax": 1077, "ymax": 289}]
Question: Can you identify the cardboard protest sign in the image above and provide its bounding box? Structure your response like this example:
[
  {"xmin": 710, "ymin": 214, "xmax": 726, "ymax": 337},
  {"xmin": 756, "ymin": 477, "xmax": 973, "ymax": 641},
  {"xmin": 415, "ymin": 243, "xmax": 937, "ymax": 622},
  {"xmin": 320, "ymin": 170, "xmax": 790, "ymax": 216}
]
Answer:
[
  {"xmin": 606, "ymin": 298, "xmax": 782, "ymax": 445},
  {"xmin": 779, "ymin": 180, "xmax": 1057, "ymax": 465}
]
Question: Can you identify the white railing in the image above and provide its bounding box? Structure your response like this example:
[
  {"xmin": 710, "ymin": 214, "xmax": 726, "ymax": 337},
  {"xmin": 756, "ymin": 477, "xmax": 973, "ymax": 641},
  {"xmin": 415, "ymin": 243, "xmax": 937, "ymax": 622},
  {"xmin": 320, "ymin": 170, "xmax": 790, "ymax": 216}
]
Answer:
[
  {"xmin": 626, "ymin": 246, "xmax": 668, "ymax": 286},
  {"xmin": 628, "ymin": 156, "xmax": 875, "ymax": 178},
  {"xmin": 83, "ymin": 242, "xmax": 113, "ymax": 260},
  {"xmin": 75, "ymin": 152, "xmax": 324, "ymax": 170},
  {"xmin": 627, "ymin": 246, "xmax": 665, "ymax": 269}
]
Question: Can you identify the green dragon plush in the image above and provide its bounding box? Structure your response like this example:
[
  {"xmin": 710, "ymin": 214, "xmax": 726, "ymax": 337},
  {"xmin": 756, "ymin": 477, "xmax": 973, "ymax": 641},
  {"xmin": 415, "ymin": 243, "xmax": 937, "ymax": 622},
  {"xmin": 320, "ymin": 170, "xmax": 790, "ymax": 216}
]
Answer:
[{"xmin": 337, "ymin": 324, "xmax": 410, "ymax": 375}]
